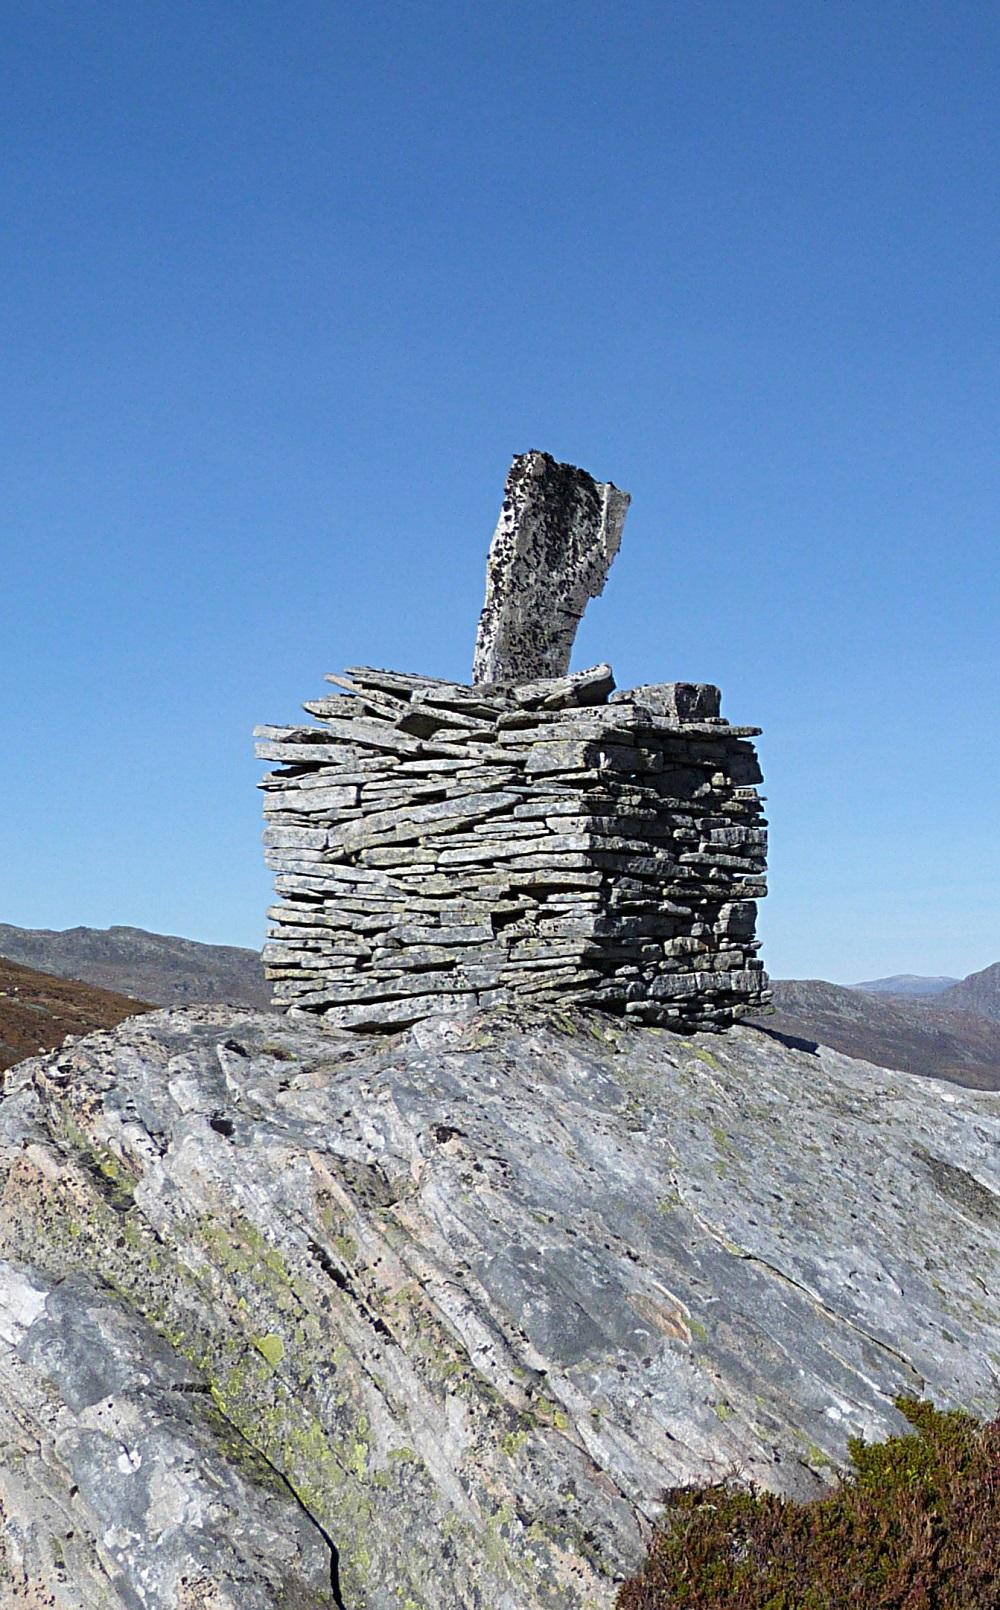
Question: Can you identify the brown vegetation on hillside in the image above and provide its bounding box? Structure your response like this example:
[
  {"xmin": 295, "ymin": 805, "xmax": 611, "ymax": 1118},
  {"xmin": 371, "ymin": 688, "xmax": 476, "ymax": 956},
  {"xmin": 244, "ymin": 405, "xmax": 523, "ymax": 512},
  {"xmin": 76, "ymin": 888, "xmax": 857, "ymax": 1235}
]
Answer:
[
  {"xmin": 0, "ymin": 923, "xmax": 270, "ymax": 1010},
  {"xmin": 619, "ymin": 1399, "xmax": 1000, "ymax": 1610},
  {"xmin": 0, "ymin": 957, "xmax": 152, "ymax": 1073},
  {"xmin": 756, "ymin": 978, "xmax": 1000, "ymax": 1089}
]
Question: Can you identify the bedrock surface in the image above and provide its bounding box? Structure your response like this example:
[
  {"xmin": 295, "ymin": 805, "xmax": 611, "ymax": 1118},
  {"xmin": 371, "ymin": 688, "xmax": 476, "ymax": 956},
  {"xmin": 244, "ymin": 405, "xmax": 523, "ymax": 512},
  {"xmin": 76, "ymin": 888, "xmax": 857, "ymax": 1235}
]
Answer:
[{"xmin": 0, "ymin": 1005, "xmax": 998, "ymax": 1608}]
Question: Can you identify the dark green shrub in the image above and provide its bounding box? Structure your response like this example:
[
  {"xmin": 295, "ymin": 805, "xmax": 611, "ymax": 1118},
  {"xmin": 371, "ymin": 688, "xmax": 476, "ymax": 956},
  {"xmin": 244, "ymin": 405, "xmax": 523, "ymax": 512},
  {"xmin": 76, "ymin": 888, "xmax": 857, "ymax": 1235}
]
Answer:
[{"xmin": 617, "ymin": 1398, "xmax": 1000, "ymax": 1610}]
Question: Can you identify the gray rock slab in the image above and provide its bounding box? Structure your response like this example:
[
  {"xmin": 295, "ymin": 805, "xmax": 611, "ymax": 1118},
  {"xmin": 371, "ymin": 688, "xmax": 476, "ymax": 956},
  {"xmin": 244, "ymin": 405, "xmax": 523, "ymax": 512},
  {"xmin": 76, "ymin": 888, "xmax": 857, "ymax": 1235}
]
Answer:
[
  {"xmin": 472, "ymin": 452, "xmax": 630, "ymax": 683},
  {"xmin": 611, "ymin": 683, "xmax": 722, "ymax": 720},
  {"xmin": 305, "ymin": 690, "xmax": 410, "ymax": 724},
  {"xmin": 507, "ymin": 664, "xmax": 616, "ymax": 710},
  {"xmin": 332, "ymin": 790, "xmax": 524, "ymax": 854},
  {"xmin": 2, "ymin": 1009, "xmax": 999, "ymax": 1608},
  {"xmin": 256, "ymin": 741, "xmax": 369, "ymax": 765},
  {"xmin": 263, "ymin": 784, "xmax": 361, "ymax": 815},
  {"xmin": 493, "ymin": 716, "xmax": 644, "ymax": 746},
  {"xmin": 341, "ymin": 666, "xmax": 455, "ymax": 696},
  {"xmin": 0, "ymin": 1257, "xmax": 334, "ymax": 1608},
  {"xmin": 410, "ymin": 683, "xmax": 506, "ymax": 712}
]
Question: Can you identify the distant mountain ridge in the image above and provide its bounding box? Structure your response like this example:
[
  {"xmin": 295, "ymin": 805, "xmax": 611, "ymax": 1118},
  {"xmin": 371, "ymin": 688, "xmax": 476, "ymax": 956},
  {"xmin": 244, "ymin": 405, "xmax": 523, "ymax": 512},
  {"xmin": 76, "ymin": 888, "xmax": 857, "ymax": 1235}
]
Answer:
[
  {"xmin": 936, "ymin": 961, "xmax": 1000, "ymax": 1024},
  {"xmin": 0, "ymin": 924, "xmax": 270, "ymax": 1012},
  {"xmin": 854, "ymin": 973, "xmax": 958, "ymax": 997},
  {"xmin": 757, "ymin": 976, "xmax": 1000, "ymax": 1090}
]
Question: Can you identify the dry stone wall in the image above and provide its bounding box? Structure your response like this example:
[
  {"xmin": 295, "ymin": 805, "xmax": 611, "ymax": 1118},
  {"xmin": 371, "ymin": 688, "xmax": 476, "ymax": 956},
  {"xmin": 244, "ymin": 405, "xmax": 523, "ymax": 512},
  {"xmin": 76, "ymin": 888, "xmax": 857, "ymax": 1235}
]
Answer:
[{"xmin": 256, "ymin": 663, "xmax": 769, "ymax": 1030}]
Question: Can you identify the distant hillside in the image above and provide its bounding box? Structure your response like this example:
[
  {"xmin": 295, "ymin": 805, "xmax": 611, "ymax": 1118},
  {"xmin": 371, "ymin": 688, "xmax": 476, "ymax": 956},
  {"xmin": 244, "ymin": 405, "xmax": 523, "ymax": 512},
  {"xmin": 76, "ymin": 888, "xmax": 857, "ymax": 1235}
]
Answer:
[
  {"xmin": 0, "ymin": 924, "xmax": 270, "ymax": 1011},
  {"xmin": 936, "ymin": 961, "xmax": 1000, "ymax": 1025},
  {"xmin": 0, "ymin": 957, "xmax": 153, "ymax": 1073},
  {"xmin": 854, "ymin": 973, "xmax": 958, "ymax": 997},
  {"xmin": 4, "ymin": 921, "xmax": 996, "ymax": 1088},
  {"xmin": 757, "ymin": 978, "xmax": 1000, "ymax": 1090}
]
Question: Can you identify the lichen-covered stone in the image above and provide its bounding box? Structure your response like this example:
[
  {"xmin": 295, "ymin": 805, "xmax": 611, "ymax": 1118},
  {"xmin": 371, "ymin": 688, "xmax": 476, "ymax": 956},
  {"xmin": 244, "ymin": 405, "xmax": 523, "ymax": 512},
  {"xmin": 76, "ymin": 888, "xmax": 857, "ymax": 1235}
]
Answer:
[
  {"xmin": 0, "ymin": 1259, "xmax": 334, "ymax": 1607},
  {"xmin": 2, "ymin": 1006, "xmax": 999, "ymax": 1607},
  {"xmin": 472, "ymin": 451, "xmax": 630, "ymax": 684}
]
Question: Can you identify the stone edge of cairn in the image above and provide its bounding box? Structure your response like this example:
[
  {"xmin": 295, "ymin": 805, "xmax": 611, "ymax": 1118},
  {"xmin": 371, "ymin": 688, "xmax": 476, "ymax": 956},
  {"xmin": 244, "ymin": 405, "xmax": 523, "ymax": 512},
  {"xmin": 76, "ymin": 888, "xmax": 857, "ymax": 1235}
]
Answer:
[{"xmin": 255, "ymin": 663, "xmax": 770, "ymax": 1032}]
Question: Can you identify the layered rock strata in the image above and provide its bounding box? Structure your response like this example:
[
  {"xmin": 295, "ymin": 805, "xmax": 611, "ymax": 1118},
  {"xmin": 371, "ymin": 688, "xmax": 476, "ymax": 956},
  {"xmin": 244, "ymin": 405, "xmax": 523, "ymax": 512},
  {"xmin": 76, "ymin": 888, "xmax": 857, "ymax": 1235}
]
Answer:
[
  {"xmin": 2, "ymin": 1006, "xmax": 999, "ymax": 1608},
  {"xmin": 256, "ymin": 663, "xmax": 769, "ymax": 1030}
]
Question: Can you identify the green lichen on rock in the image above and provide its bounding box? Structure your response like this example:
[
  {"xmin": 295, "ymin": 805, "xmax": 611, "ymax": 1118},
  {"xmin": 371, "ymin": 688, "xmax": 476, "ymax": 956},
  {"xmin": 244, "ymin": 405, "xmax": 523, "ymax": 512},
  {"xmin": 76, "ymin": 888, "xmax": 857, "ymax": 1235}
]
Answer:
[
  {"xmin": 253, "ymin": 1332, "xmax": 285, "ymax": 1369},
  {"xmin": 2, "ymin": 1003, "xmax": 1000, "ymax": 1609},
  {"xmin": 0, "ymin": 1098, "xmax": 586, "ymax": 1605}
]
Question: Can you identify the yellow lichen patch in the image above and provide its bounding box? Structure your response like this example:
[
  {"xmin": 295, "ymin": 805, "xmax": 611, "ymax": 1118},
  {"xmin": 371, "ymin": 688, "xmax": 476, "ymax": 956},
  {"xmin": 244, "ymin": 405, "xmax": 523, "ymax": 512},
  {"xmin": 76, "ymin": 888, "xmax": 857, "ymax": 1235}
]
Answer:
[
  {"xmin": 690, "ymin": 1045, "xmax": 721, "ymax": 1070},
  {"xmin": 252, "ymin": 1332, "xmax": 285, "ymax": 1369},
  {"xmin": 501, "ymin": 1428, "xmax": 530, "ymax": 1458}
]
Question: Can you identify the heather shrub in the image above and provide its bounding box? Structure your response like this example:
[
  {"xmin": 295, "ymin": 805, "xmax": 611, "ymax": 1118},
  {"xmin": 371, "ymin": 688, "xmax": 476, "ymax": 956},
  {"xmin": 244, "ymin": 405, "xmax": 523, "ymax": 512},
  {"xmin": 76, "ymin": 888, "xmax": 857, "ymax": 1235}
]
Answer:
[{"xmin": 617, "ymin": 1398, "xmax": 1000, "ymax": 1610}]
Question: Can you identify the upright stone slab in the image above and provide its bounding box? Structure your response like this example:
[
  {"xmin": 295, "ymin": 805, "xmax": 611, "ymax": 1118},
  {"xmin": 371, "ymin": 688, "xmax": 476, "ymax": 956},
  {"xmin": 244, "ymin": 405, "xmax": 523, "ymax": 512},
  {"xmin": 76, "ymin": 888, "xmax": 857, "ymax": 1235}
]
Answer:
[{"xmin": 472, "ymin": 451, "xmax": 631, "ymax": 683}]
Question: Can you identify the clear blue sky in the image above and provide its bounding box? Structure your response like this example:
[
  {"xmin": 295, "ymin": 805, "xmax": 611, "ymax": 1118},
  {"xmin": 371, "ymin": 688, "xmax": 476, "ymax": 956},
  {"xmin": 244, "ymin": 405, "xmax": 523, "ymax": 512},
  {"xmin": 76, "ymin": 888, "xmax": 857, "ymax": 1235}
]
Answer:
[{"xmin": 2, "ymin": 1, "xmax": 997, "ymax": 983}]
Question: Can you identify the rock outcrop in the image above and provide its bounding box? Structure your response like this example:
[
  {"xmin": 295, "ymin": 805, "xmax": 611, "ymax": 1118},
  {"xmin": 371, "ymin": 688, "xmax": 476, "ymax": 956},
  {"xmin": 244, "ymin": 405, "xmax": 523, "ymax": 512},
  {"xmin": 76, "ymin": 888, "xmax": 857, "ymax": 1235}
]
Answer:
[
  {"xmin": 0, "ymin": 1261, "xmax": 334, "ymax": 1608},
  {"xmin": 938, "ymin": 961, "xmax": 1000, "ymax": 1025},
  {"xmin": 1, "ymin": 1004, "xmax": 998, "ymax": 1608},
  {"xmin": 256, "ymin": 666, "xmax": 769, "ymax": 1031}
]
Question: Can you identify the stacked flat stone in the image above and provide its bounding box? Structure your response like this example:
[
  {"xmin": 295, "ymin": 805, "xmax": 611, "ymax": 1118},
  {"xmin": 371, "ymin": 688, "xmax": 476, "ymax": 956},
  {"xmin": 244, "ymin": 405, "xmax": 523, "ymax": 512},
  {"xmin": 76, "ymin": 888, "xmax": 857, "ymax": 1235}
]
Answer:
[{"xmin": 255, "ymin": 662, "xmax": 769, "ymax": 1031}]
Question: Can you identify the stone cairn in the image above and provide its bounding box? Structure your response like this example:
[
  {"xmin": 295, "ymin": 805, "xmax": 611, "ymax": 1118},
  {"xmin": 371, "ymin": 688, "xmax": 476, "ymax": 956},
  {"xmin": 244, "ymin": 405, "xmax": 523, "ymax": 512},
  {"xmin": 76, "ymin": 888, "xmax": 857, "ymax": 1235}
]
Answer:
[{"xmin": 256, "ymin": 451, "xmax": 769, "ymax": 1031}]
